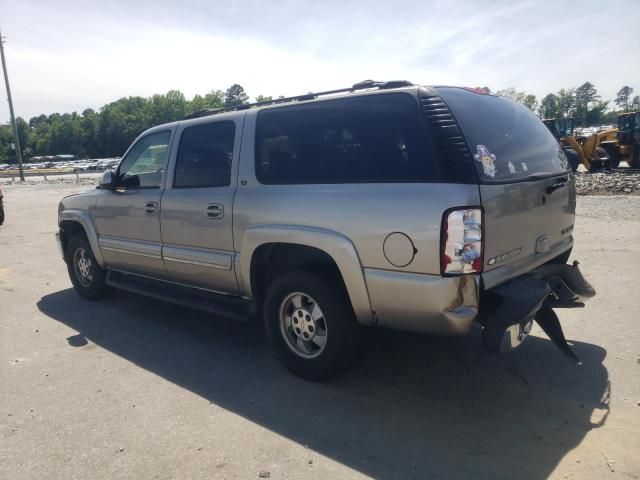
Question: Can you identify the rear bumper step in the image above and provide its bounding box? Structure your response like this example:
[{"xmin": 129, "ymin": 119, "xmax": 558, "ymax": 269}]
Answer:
[{"xmin": 480, "ymin": 261, "xmax": 595, "ymax": 363}]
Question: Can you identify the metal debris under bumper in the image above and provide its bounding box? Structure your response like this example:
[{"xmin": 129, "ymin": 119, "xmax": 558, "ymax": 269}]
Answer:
[{"xmin": 480, "ymin": 261, "xmax": 596, "ymax": 363}]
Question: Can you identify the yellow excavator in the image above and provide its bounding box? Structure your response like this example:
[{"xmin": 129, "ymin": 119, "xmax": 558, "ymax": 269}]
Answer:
[
  {"xmin": 603, "ymin": 112, "xmax": 640, "ymax": 169},
  {"xmin": 543, "ymin": 117, "xmax": 609, "ymax": 171}
]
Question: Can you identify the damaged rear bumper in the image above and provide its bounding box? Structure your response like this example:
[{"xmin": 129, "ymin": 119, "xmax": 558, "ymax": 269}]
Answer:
[{"xmin": 480, "ymin": 261, "xmax": 595, "ymax": 362}]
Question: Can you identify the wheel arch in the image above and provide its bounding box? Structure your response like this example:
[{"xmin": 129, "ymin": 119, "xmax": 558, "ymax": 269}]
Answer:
[
  {"xmin": 59, "ymin": 210, "xmax": 104, "ymax": 266},
  {"xmin": 238, "ymin": 225, "xmax": 375, "ymax": 326}
]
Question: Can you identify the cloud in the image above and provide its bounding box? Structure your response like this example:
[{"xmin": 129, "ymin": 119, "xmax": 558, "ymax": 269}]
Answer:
[{"xmin": 0, "ymin": 0, "xmax": 639, "ymax": 121}]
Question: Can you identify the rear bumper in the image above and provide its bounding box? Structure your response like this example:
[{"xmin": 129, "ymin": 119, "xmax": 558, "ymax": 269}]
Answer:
[
  {"xmin": 363, "ymin": 258, "xmax": 594, "ymax": 342},
  {"xmin": 480, "ymin": 260, "xmax": 595, "ymax": 354},
  {"xmin": 364, "ymin": 268, "xmax": 479, "ymax": 335}
]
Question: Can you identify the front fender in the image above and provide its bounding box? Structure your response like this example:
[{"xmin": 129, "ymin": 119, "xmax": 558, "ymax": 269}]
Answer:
[
  {"xmin": 59, "ymin": 209, "xmax": 105, "ymax": 267},
  {"xmin": 237, "ymin": 225, "xmax": 375, "ymax": 326}
]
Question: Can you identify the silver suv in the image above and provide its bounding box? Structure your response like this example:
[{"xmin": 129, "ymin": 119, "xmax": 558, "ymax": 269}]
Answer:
[{"xmin": 57, "ymin": 80, "xmax": 595, "ymax": 380}]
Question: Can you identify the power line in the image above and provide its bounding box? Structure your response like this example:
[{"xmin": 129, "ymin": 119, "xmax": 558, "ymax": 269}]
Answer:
[{"xmin": 0, "ymin": 30, "xmax": 24, "ymax": 181}]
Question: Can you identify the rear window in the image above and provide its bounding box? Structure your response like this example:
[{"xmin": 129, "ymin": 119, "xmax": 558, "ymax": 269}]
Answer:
[
  {"xmin": 437, "ymin": 87, "xmax": 569, "ymax": 182},
  {"xmin": 255, "ymin": 93, "xmax": 439, "ymax": 184}
]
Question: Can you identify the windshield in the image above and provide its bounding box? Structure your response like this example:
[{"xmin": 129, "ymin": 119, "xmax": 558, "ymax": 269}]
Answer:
[{"xmin": 437, "ymin": 87, "xmax": 569, "ymax": 183}]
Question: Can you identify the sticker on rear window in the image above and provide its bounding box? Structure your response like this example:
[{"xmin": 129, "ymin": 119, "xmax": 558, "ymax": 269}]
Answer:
[
  {"xmin": 508, "ymin": 161, "xmax": 516, "ymax": 174},
  {"xmin": 473, "ymin": 145, "xmax": 497, "ymax": 178}
]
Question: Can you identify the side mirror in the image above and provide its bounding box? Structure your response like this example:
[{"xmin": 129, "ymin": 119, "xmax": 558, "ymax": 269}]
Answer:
[{"xmin": 98, "ymin": 169, "xmax": 116, "ymax": 190}]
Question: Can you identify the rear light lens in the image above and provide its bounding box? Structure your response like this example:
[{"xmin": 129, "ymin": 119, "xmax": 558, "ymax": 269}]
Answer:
[{"xmin": 441, "ymin": 208, "xmax": 483, "ymax": 275}]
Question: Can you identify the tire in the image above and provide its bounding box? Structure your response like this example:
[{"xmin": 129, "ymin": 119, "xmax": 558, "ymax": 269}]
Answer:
[
  {"xmin": 263, "ymin": 270, "xmax": 361, "ymax": 381},
  {"xmin": 588, "ymin": 147, "xmax": 609, "ymax": 172},
  {"xmin": 0, "ymin": 205, "xmax": 4, "ymax": 225},
  {"xmin": 600, "ymin": 143, "xmax": 620, "ymax": 169},
  {"xmin": 66, "ymin": 234, "xmax": 112, "ymax": 300},
  {"xmin": 631, "ymin": 148, "xmax": 640, "ymax": 169},
  {"xmin": 563, "ymin": 147, "xmax": 580, "ymax": 172}
]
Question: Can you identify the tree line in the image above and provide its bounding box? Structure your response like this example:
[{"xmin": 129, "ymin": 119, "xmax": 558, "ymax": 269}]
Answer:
[{"xmin": 1, "ymin": 82, "xmax": 638, "ymax": 163}]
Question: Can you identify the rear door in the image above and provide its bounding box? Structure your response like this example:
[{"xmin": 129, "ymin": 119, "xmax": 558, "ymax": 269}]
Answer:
[
  {"xmin": 160, "ymin": 117, "xmax": 241, "ymax": 294},
  {"xmin": 438, "ymin": 88, "xmax": 575, "ymax": 289}
]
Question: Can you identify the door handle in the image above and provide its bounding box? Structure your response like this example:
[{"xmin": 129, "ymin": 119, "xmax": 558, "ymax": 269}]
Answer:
[
  {"xmin": 206, "ymin": 203, "xmax": 224, "ymax": 219},
  {"xmin": 546, "ymin": 181, "xmax": 568, "ymax": 194},
  {"xmin": 144, "ymin": 201, "xmax": 159, "ymax": 214}
]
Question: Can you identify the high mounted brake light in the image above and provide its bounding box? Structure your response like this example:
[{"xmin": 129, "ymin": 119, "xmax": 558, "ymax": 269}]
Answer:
[{"xmin": 441, "ymin": 207, "xmax": 484, "ymax": 275}]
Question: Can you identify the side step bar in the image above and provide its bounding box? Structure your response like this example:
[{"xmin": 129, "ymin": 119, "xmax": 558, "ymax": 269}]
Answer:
[{"xmin": 106, "ymin": 270, "xmax": 257, "ymax": 322}]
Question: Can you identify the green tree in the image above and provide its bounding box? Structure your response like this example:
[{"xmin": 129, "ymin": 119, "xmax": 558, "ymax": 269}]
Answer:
[
  {"xmin": 556, "ymin": 88, "xmax": 576, "ymax": 118},
  {"xmin": 203, "ymin": 90, "xmax": 224, "ymax": 109},
  {"xmin": 495, "ymin": 88, "xmax": 537, "ymax": 112},
  {"xmin": 574, "ymin": 82, "xmax": 600, "ymax": 126},
  {"xmin": 585, "ymin": 100, "xmax": 609, "ymax": 126},
  {"xmin": 615, "ymin": 86, "xmax": 634, "ymax": 112},
  {"xmin": 224, "ymin": 84, "xmax": 249, "ymax": 107},
  {"xmin": 255, "ymin": 95, "xmax": 273, "ymax": 103},
  {"xmin": 539, "ymin": 93, "xmax": 559, "ymax": 119},
  {"xmin": 631, "ymin": 95, "xmax": 640, "ymax": 112},
  {"xmin": 522, "ymin": 94, "xmax": 538, "ymax": 112},
  {"xmin": 147, "ymin": 90, "xmax": 188, "ymax": 125}
]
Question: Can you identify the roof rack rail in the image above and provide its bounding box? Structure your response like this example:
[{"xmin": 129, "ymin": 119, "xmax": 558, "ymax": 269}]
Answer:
[{"xmin": 184, "ymin": 80, "xmax": 414, "ymax": 119}]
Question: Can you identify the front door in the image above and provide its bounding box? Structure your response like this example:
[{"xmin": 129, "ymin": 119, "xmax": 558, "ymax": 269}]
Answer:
[
  {"xmin": 160, "ymin": 119, "xmax": 240, "ymax": 294},
  {"xmin": 93, "ymin": 129, "xmax": 173, "ymax": 278}
]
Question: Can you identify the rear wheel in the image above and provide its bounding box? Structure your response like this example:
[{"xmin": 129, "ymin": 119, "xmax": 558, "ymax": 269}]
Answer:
[
  {"xmin": 263, "ymin": 270, "xmax": 360, "ymax": 380},
  {"xmin": 0, "ymin": 204, "xmax": 4, "ymax": 225},
  {"xmin": 66, "ymin": 234, "xmax": 111, "ymax": 300}
]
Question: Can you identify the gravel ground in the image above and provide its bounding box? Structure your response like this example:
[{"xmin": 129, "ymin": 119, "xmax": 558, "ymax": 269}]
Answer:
[
  {"xmin": 575, "ymin": 170, "xmax": 640, "ymax": 196},
  {"xmin": 1, "ymin": 183, "xmax": 639, "ymax": 480}
]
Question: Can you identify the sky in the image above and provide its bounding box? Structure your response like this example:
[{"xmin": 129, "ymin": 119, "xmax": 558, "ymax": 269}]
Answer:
[{"xmin": 0, "ymin": 0, "xmax": 639, "ymax": 122}]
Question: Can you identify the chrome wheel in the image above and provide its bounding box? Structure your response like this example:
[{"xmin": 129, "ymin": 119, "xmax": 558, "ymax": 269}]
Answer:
[
  {"xmin": 73, "ymin": 247, "xmax": 94, "ymax": 287},
  {"xmin": 279, "ymin": 292, "xmax": 328, "ymax": 359}
]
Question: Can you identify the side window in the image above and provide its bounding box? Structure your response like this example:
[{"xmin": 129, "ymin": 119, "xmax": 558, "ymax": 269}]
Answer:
[
  {"xmin": 255, "ymin": 93, "xmax": 438, "ymax": 184},
  {"xmin": 118, "ymin": 131, "xmax": 171, "ymax": 188},
  {"xmin": 174, "ymin": 121, "xmax": 235, "ymax": 188}
]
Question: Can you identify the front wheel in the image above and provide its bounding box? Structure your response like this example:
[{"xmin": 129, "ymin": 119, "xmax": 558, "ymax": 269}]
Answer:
[
  {"xmin": 263, "ymin": 270, "xmax": 360, "ymax": 381},
  {"xmin": 66, "ymin": 234, "xmax": 112, "ymax": 300}
]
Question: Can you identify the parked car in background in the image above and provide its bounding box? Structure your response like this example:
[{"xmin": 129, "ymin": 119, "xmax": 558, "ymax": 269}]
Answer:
[
  {"xmin": 57, "ymin": 80, "xmax": 596, "ymax": 380},
  {"xmin": 0, "ymin": 188, "xmax": 5, "ymax": 225}
]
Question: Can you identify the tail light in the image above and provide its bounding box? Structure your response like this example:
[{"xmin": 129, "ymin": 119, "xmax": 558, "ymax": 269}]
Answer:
[{"xmin": 441, "ymin": 207, "xmax": 484, "ymax": 275}]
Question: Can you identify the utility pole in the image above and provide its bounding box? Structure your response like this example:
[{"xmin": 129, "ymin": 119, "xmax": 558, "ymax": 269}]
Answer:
[{"xmin": 0, "ymin": 30, "xmax": 24, "ymax": 181}]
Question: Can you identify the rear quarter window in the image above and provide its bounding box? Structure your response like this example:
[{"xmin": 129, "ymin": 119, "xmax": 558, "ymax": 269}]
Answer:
[
  {"xmin": 437, "ymin": 87, "xmax": 569, "ymax": 183},
  {"xmin": 255, "ymin": 93, "xmax": 439, "ymax": 184}
]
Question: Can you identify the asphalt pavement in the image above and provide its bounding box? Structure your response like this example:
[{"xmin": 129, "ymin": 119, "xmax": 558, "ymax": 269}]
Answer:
[{"xmin": 1, "ymin": 183, "xmax": 639, "ymax": 479}]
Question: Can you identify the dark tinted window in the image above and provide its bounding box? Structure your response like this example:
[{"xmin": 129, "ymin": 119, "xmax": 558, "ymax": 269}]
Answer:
[
  {"xmin": 174, "ymin": 121, "xmax": 235, "ymax": 188},
  {"xmin": 438, "ymin": 87, "xmax": 569, "ymax": 183},
  {"xmin": 255, "ymin": 93, "xmax": 438, "ymax": 184}
]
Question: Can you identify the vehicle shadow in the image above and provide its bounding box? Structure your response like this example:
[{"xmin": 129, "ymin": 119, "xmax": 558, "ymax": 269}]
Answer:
[{"xmin": 38, "ymin": 289, "xmax": 610, "ymax": 480}]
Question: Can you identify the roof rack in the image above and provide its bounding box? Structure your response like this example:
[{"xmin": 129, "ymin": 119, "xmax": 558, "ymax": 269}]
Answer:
[{"xmin": 184, "ymin": 80, "xmax": 414, "ymax": 119}]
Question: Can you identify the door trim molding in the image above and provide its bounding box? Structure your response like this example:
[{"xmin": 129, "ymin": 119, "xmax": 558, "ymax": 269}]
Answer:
[
  {"xmin": 162, "ymin": 244, "xmax": 233, "ymax": 270},
  {"xmin": 163, "ymin": 256, "xmax": 229, "ymax": 270}
]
